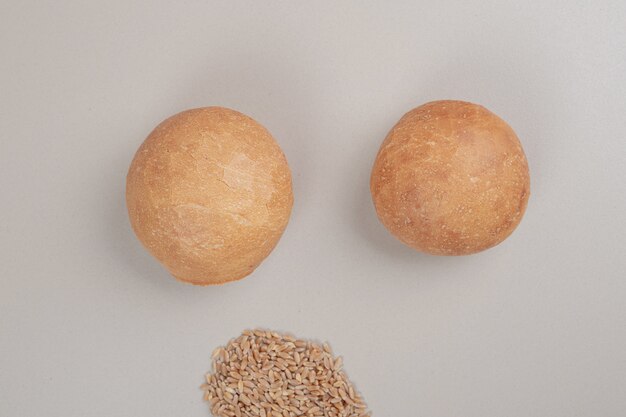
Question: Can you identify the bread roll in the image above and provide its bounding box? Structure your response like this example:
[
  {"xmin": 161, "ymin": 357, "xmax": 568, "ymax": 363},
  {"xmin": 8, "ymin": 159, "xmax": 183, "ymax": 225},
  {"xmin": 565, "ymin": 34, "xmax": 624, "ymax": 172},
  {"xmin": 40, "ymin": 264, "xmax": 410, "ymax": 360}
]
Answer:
[
  {"xmin": 126, "ymin": 107, "xmax": 293, "ymax": 285},
  {"xmin": 370, "ymin": 100, "xmax": 530, "ymax": 255}
]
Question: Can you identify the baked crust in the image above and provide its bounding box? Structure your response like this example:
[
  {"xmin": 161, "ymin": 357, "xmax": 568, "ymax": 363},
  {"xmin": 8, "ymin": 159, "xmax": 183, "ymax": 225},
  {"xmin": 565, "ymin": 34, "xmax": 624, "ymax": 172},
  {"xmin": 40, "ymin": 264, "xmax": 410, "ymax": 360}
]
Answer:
[
  {"xmin": 126, "ymin": 107, "xmax": 293, "ymax": 284},
  {"xmin": 370, "ymin": 100, "xmax": 530, "ymax": 255}
]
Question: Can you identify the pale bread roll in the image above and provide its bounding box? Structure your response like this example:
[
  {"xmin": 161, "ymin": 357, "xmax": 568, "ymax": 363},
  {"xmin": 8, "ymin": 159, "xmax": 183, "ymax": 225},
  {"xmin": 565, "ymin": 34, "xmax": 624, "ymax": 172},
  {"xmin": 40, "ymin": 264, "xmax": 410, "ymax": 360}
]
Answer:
[{"xmin": 126, "ymin": 107, "xmax": 293, "ymax": 285}]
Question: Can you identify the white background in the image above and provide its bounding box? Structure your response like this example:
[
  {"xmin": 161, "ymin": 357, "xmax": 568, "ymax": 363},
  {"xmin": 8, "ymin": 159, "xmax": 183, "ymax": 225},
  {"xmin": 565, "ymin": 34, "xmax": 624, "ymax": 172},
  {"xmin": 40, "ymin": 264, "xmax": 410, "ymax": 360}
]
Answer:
[{"xmin": 1, "ymin": 1, "xmax": 625, "ymax": 416}]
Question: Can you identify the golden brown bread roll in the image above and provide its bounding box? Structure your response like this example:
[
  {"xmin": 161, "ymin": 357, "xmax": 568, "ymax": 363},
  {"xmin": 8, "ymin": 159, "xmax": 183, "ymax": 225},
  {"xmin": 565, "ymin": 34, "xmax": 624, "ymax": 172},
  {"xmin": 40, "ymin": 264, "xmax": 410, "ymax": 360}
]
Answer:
[
  {"xmin": 126, "ymin": 107, "xmax": 293, "ymax": 285},
  {"xmin": 370, "ymin": 100, "xmax": 530, "ymax": 255}
]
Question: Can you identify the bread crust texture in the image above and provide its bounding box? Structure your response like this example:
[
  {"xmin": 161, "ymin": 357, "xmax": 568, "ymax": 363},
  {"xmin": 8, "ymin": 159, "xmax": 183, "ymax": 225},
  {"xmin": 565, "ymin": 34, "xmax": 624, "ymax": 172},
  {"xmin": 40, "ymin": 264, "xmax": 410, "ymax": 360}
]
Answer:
[
  {"xmin": 370, "ymin": 100, "xmax": 530, "ymax": 255},
  {"xmin": 126, "ymin": 107, "xmax": 293, "ymax": 285}
]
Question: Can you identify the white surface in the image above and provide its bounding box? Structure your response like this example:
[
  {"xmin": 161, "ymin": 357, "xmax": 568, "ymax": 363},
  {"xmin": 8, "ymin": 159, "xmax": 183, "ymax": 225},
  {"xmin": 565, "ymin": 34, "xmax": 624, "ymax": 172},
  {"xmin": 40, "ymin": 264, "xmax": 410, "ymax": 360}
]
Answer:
[{"xmin": 1, "ymin": 1, "xmax": 626, "ymax": 416}]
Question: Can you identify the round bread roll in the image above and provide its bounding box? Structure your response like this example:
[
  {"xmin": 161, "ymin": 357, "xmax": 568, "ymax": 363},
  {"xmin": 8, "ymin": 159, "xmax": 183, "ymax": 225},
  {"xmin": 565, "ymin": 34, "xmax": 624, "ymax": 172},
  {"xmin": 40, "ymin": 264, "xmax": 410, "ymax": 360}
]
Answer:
[
  {"xmin": 370, "ymin": 100, "xmax": 530, "ymax": 255},
  {"xmin": 126, "ymin": 107, "xmax": 293, "ymax": 285}
]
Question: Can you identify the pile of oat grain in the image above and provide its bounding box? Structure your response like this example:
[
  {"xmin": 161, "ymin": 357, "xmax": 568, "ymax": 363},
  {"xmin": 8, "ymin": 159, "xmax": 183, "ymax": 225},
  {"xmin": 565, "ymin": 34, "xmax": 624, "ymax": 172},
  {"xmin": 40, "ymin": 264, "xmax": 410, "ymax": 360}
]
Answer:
[{"xmin": 202, "ymin": 329, "xmax": 371, "ymax": 417}]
